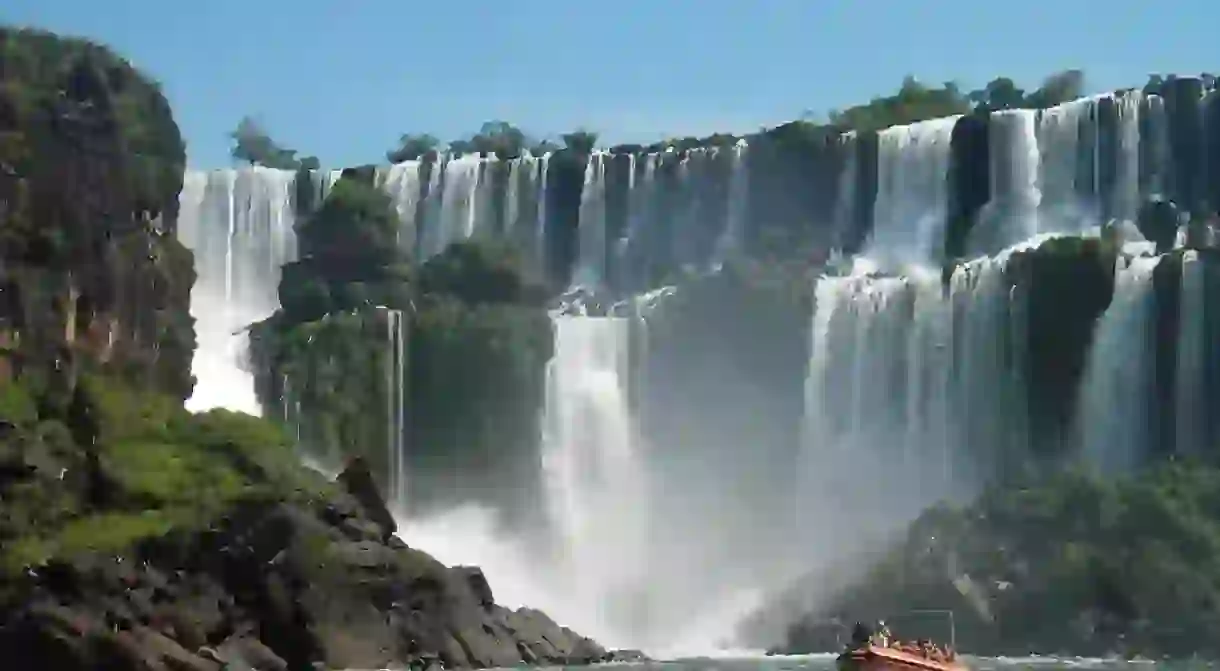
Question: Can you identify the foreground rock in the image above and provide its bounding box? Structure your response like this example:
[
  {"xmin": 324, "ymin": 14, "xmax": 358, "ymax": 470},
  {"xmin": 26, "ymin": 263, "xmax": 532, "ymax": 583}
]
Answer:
[{"xmin": 0, "ymin": 458, "xmax": 606, "ymax": 671}]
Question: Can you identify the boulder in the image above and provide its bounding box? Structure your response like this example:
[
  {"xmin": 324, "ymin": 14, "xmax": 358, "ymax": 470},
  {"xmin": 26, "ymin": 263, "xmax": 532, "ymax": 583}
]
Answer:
[
  {"xmin": 335, "ymin": 455, "xmax": 397, "ymax": 541},
  {"xmin": 453, "ymin": 566, "xmax": 495, "ymax": 608}
]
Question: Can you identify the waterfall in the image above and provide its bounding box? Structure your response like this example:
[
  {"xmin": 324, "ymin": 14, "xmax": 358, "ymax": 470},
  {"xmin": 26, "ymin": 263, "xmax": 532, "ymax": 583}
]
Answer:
[
  {"xmin": 574, "ymin": 153, "xmax": 609, "ymax": 288},
  {"xmin": 712, "ymin": 140, "xmax": 749, "ymax": 266},
  {"xmin": 540, "ymin": 315, "xmax": 649, "ymax": 646},
  {"xmin": 617, "ymin": 153, "xmax": 660, "ymax": 290},
  {"xmin": 535, "ymin": 154, "xmax": 551, "ymax": 278},
  {"xmin": 376, "ymin": 161, "xmax": 423, "ymax": 255},
  {"xmin": 1113, "ymin": 92, "xmax": 1143, "ymax": 225},
  {"xmin": 176, "ymin": 166, "xmax": 299, "ymax": 415},
  {"xmin": 385, "ymin": 309, "xmax": 409, "ymax": 510},
  {"xmin": 869, "ymin": 116, "xmax": 959, "ymax": 268},
  {"xmin": 976, "ymin": 109, "xmax": 1041, "ymax": 253},
  {"xmin": 832, "ymin": 132, "xmax": 860, "ymax": 249},
  {"xmin": 419, "ymin": 155, "xmax": 497, "ymax": 258},
  {"xmin": 802, "ymin": 270, "xmax": 954, "ymax": 514},
  {"xmin": 1175, "ymin": 249, "xmax": 1207, "ymax": 456},
  {"xmin": 1077, "ymin": 253, "xmax": 1161, "ymax": 471},
  {"xmin": 799, "ymin": 253, "xmax": 1027, "ymax": 528},
  {"xmin": 1037, "ymin": 95, "xmax": 1105, "ymax": 231},
  {"xmin": 173, "ymin": 82, "xmax": 1220, "ymax": 656}
]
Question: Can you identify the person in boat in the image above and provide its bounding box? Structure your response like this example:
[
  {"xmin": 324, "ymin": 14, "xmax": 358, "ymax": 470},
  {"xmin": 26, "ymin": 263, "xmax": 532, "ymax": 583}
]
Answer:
[
  {"xmin": 874, "ymin": 620, "xmax": 893, "ymax": 647},
  {"xmin": 849, "ymin": 621, "xmax": 874, "ymax": 649}
]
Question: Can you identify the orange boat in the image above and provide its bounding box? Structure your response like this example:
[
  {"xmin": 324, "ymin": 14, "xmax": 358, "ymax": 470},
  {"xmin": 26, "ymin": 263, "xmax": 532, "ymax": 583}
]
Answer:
[{"xmin": 837, "ymin": 643, "xmax": 969, "ymax": 671}]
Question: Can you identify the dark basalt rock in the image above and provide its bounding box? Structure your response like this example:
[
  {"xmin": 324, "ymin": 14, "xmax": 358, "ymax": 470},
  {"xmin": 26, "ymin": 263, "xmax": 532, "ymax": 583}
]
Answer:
[
  {"xmin": 336, "ymin": 454, "xmax": 397, "ymax": 541},
  {"xmin": 0, "ymin": 482, "xmax": 607, "ymax": 671},
  {"xmin": 455, "ymin": 566, "xmax": 496, "ymax": 609}
]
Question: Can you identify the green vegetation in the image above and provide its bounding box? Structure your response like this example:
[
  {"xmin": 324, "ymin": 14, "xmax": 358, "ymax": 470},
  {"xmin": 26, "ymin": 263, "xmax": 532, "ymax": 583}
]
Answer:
[
  {"xmin": 0, "ymin": 26, "xmax": 195, "ymax": 401},
  {"xmin": 0, "ymin": 27, "xmax": 186, "ymax": 220},
  {"xmin": 805, "ymin": 459, "xmax": 1220, "ymax": 658},
  {"xmin": 278, "ymin": 177, "xmax": 413, "ymax": 322},
  {"xmin": 373, "ymin": 69, "xmax": 1085, "ymax": 164},
  {"xmin": 386, "ymin": 121, "xmax": 572, "ymax": 163},
  {"xmin": 249, "ymin": 174, "xmax": 551, "ymax": 508},
  {"xmin": 0, "ymin": 374, "xmax": 328, "ymax": 575},
  {"xmin": 230, "ymin": 115, "xmax": 320, "ymax": 170},
  {"xmin": 0, "ymin": 26, "xmax": 334, "ymax": 580}
]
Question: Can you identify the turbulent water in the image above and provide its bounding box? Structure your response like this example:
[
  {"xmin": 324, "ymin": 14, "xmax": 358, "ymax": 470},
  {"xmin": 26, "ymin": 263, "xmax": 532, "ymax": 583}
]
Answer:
[
  {"xmin": 541, "ymin": 316, "xmax": 651, "ymax": 645},
  {"xmin": 179, "ymin": 85, "xmax": 1220, "ymax": 656},
  {"xmin": 177, "ymin": 168, "xmax": 299, "ymax": 414}
]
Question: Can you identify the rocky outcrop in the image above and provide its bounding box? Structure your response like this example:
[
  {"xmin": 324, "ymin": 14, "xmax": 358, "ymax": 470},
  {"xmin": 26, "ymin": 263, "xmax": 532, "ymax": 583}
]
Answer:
[
  {"xmin": 0, "ymin": 466, "xmax": 606, "ymax": 671},
  {"xmin": 336, "ymin": 455, "xmax": 397, "ymax": 540},
  {"xmin": 0, "ymin": 27, "xmax": 605, "ymax": 671},
  {"xmin": 0, "ymin": 26, "xmax": 194, "ymax": 401},
  {"xmin": 249, "ymin": 238, "xmax": 554, "ymax": 530}
]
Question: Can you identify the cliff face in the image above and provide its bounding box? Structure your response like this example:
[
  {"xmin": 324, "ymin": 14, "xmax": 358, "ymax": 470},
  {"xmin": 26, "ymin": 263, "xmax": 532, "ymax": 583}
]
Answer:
[
  {"xmin": 0, "ymin": 28, "xmax": 609, "ymax": 671},
  {"xmin": 0, "ymin": 27, "xmax": 194, "ymax": 401},
  {"xmin": 248, "ymin": 213, "xmax": 555, "ymax": 527}
]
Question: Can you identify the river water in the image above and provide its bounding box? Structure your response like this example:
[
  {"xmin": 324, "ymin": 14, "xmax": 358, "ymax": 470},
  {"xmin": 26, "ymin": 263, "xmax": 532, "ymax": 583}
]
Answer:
[
  {"xmin": 351, "ymin": 654, "xmax": 1212, "ymax": 671},
  {"xmin": 584, "ymin": 655, "xmax": 1205, "ymax": 671}
]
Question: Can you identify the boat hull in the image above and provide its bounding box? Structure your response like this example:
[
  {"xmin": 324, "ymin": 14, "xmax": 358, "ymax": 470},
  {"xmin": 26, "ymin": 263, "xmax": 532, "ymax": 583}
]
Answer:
[{"xmin": 837, "ymin": 645, "xmax": 968, "ymax": 671}]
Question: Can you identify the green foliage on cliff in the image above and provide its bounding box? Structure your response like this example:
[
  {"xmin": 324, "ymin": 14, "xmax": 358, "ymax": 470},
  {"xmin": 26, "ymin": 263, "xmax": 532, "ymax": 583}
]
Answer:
[
  {"xmin": 250, "ymin": 172, "xmax": 553, "ymax": 513},
  {"xmin": 818, "ymin": 68, "xmax": 1084, "ymax": 131},
  {"xmin": 387, "ymin": 120, "xmax": 571, "ymax": 163},
  {"xmin": 387, "ymin": 132, "xmax": 443, "ymax": 163},
  {"xmin": 230, "ymin": 115, "xmax": 319, "ymax": 170},
  {"xmin": 0, "ymin": 374, "xmax": 328, "ymax": 575},
  {"xmin": 805, "ymin": 458, "xmax": 1220, "ymax": 658},
  {"xmin": 279, "ymin": 178, "xmax": 412, "ymax": 322},
  {"xmin": 380, "ymin": 69, "xmax": 1084, "ymax": 165},
  {"xmin": 0, "ymin": 25, "xmax": 196, "ymax": 401},
  {"xmin": 407, "ymin": 261, "xmax": 552, "ymax": 515}
]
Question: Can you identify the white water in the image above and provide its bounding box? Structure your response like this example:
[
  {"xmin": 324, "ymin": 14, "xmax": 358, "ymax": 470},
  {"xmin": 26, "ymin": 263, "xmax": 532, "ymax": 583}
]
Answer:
[
  {"xmin": 419, "ymin": 155, "xmax": 497, "ymax": 258},
  {"xmin": 394, "ymin": 313, "xmax": 773, "ymax": 654},
  {"xmin": 385, "ymin": 309, "xmax": 409, "ymax": 508},
  {"xmin": 799, "ymin": 250, "xmax": 1027, "ymax": 534},
  {"xmin": 603, "ymin": 146, "xmax": 748, "ymax": 291},
  {"xmin": 1174, "ymin": 250, "xmax": 1207, "ymax": 456},
  {"xmin": 1077, "ymin": 253, "xmax": 1162, "ymax": 471},
  {"xmin": 177, "ymin": 167, "xmax": 299, "ymax": 415},
  {"xmin": 712, "ymin": 140, "xmax": 750, "ymax": 266},
  {"xmin": 869, "ymin": 116, "xmax": 959, "ymax": 268},
  {"xmin": 376, "ymin": 161, "xmax": 423, "ymax": 255},
  {"xmin": 574, "ymin": 153, "xmax": 609, "ymax": 288},
  {"xmin": 539, "ymin": 316, "xmax": 651, "ymax": 647}
]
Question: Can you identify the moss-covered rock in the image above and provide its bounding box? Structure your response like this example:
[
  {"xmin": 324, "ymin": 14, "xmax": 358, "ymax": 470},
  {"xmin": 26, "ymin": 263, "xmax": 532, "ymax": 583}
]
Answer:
[
  {"xmin": 249, "ymin": 172, "xmax": 555, "ymax": 523},
  {"xmin": 0, "ymin": 374, "xmax": 605, "ymax": 670}
]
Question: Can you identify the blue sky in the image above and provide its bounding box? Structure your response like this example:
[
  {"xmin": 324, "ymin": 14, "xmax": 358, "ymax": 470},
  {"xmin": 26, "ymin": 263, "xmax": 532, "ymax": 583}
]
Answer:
[{"xmin": 3, "ymin": 0, "xmax": 1216, "ymax": 169}]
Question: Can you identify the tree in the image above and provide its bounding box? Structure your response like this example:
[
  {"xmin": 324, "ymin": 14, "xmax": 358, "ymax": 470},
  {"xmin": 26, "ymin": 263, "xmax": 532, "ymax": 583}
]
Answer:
[
  {"xmin": 530, "ymin": 138, "xmax": 562, "ymax": 155},
  {"xmin": 295, "ymin": 177, "xmax": 400, "ymax": 261},
  {"xmin": 276, "ymin": 176, "xmax": 413, "ymax": 321},
  {"xmin": 386, "ymin": 133, "xmax": 442, "ymax": 163},
  {"xmin": 447, "ymin": 121, "xmax": 532, "ymax": 159},
  {"xmin": 229, "ymin": 116, "xmax": 318, "ymax": 170},
  {"xmin": 561, "ymin": 129, "xmax": 598, "ymax": 154},
  {"xmin": 828, "ymin": 76, "xmax": 971, "ymax": 131},
  {"xmin": 1026, "ymin": 69, "xmax": 1086, "ymax": 109},
  {"xmin": 385, "ymin": 122, "xmax": 573, "ymax": 162},
  {"xmin": 968, "ymin": 77, "xmax": 1026, "ymax": 112}
]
